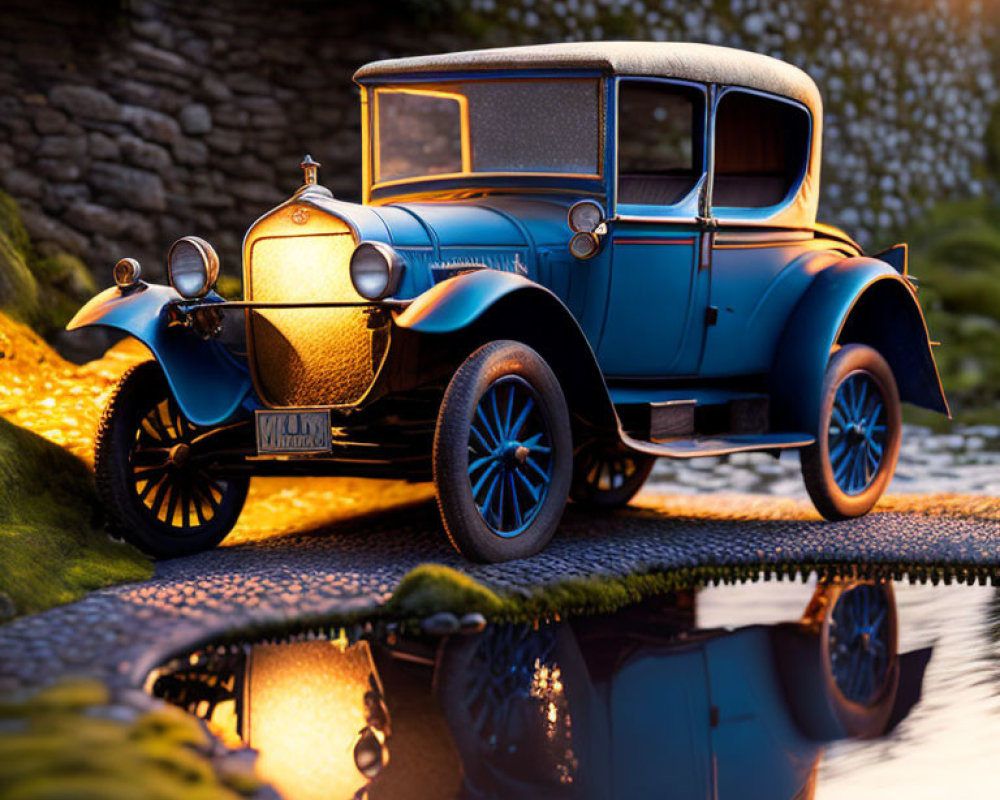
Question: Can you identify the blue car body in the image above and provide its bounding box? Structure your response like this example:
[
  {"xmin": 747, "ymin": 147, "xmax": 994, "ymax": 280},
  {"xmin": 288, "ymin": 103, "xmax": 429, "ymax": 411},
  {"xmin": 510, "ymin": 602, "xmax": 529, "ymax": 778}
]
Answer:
[{"xmin": 68, "ymin": 41, "xmax": 948, "ymax": 482}]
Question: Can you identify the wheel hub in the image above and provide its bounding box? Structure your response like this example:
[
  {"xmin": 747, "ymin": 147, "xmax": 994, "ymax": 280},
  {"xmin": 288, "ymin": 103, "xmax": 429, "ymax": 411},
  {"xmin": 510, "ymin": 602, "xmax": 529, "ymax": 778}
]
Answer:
[
  {"xmin": 167, "ymin": 442, "xmax": 191, "ymax": 467},
  {"xmin": 827, "ymin": 372, "xmax": 888, "ymax": 496}
]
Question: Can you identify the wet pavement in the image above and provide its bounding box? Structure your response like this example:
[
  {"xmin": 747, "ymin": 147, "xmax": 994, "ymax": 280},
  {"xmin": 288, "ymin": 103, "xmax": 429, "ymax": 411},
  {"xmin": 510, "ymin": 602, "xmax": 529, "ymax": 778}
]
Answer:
[{"xmin": 143, "ymin": 578, "xmax": 1000, "ymax": 800}]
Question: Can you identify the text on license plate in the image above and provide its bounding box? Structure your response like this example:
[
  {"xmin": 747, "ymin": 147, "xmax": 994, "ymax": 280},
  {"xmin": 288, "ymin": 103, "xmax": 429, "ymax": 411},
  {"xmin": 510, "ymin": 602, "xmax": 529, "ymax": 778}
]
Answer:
[{"xmin": 255, "ymin": 410, "xmax": 331, "ymax": 455}]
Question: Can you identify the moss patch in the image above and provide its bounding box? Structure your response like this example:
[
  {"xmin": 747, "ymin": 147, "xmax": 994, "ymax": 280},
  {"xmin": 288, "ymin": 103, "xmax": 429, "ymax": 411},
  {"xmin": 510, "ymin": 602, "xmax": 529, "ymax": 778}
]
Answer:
[
  {"xmin": 0, "ymin": 190, "xmax": 95, "ymax": 337},
  {"xmin": 0, "ymin": 416, "xmax": 151, "ymax": 617},
  {"xmin": 385, "ymin": 563, "xmax": 507, "ymax": 617},
  {"xmin": 0, "ymin": 679, "xmax": 258, "ymax": 799}
]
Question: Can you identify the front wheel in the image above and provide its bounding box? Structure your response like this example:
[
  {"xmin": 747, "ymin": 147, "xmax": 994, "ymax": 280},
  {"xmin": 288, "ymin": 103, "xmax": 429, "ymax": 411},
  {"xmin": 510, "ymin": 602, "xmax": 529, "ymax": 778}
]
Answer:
[
  {"xmin": 433, "ymin": 341, "xmax": 572, "ymax": 563},
  {"xmin": 94, "ymin": 361, "xmax": 249, "ymax": 559},
  {"xmin": 801, "ymin": 344, "xmax": 902, "ymax": 520}
]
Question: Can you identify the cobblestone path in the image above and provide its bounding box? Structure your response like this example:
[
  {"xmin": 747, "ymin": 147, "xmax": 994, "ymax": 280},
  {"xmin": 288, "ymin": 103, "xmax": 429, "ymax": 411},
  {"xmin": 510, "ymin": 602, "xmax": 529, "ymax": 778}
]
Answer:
[{"xmin": 1, "ymin": 492, "xmax": 997, "ymax": 697}]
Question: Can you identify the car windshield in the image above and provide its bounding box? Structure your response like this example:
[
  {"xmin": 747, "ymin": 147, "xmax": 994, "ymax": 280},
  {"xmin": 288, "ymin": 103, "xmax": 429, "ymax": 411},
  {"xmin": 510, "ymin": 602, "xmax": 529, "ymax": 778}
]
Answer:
[{"xmin": 371, "ymin": 78, "xmax": 602, "ymax": 186}]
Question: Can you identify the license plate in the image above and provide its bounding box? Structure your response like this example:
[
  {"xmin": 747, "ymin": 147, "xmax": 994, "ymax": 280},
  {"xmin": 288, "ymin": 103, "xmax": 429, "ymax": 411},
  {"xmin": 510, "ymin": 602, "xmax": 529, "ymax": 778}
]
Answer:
[{"xmin": 255, "ymin": 409, "xmax": 331, "ymax": 455}]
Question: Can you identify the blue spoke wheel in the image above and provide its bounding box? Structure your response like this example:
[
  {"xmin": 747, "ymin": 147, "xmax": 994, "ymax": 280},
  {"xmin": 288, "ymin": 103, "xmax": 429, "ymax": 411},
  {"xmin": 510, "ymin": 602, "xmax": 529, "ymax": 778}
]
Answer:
[
  {"xmin": 467, "ymin": 376, "xmax": 553, "ymax": 536},
  {"xmin": 827, "ymin": 583, "xmax": 894, "ymax": 705},
  {"xmin": 779, "ymin": 579, "xmax": 899, "ymax": 740},
  {"xmin": 434, "ymin": 341, "xmax": 572, "ymax": 562},
  {"xmin": 801, "ymin": 344, "xmax": 901, "ymax": 521}
]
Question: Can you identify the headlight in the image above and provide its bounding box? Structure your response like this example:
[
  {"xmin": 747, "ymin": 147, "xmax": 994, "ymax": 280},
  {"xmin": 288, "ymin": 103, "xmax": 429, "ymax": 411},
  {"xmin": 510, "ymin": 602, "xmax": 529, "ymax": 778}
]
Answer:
[
  {"xmin": 113, "ymin": 257, "xmax": 142, "ymax": 289},
  {"xmin": 167, "ymin": 236, "xmax": 220, "ymax": 298},
  {"xmin": 569, "ymin": 231, "xmax": 600, "ymax": 260},
  {"xmin": 568, "ymin": 200, "xmax": 604, "ymax": 233},
  {"xmin": 349, "ymin": 241, "xmax": 404, "ymax": 301}
]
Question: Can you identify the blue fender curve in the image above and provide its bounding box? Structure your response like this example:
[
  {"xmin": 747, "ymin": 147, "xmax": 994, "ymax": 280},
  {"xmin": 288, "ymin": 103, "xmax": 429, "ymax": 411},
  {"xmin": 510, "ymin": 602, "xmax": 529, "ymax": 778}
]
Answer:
[
  {"xmin": 395, "ymin": 269, "xmax": 620, "ymax": 431},
  {"xmin": 771, "ymin": 258, "xmax": 949, "ymax": 434},
  {"xmin": 67, "ymin": 284, "xmax": 252, "ymax": 427},
  {"xmin": 394, "ymin": 268, "xmax": 543, "ymax": 333}
]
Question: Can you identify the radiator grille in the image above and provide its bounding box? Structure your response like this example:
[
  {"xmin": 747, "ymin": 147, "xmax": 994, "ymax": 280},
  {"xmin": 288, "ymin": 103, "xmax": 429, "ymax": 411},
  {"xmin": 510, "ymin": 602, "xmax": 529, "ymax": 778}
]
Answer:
[{"xmin": 247, "ymin": 223, "xmax": 385, "ymax": 407}]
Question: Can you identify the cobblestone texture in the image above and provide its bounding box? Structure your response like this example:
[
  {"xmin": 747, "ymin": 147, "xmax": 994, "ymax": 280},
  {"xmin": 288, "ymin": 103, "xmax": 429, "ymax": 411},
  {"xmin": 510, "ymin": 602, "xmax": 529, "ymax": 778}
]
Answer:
[{"xmin": 0, "ymin": 491, "xmax": 997, "ymax": 698}]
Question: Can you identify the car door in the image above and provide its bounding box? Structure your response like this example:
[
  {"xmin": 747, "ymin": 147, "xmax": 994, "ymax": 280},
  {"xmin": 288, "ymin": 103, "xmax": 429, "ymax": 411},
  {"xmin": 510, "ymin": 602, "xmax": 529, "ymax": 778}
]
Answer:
[
  {"xmin": 597, "ymin": 77, "xmax": 710, "ymax": 378},
  {"xmin": 698, "ymin": 87, "xmax": 816, "ymax": 378}
]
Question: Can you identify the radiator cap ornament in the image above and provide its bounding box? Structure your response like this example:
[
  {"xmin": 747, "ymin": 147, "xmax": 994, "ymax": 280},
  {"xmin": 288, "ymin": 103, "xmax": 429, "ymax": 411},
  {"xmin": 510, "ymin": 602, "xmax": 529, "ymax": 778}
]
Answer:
[{"xmin": 301, "ymin": 154, "xmax": 320, "ymax": 186}]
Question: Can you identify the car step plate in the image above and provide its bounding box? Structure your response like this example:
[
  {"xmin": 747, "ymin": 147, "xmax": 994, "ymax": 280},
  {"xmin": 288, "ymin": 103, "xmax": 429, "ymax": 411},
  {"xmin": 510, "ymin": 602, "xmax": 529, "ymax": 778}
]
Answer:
[{"xmin": 255, "ymin": 409, "xmax": 332, "ymax": 455}]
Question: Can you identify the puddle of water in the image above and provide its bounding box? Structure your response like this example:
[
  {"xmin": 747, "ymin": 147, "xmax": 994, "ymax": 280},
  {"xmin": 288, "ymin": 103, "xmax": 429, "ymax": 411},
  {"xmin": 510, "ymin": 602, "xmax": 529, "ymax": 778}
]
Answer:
[{"xmin": 146, "ymin": 577, "xmax": 1000, "ymax": 799}]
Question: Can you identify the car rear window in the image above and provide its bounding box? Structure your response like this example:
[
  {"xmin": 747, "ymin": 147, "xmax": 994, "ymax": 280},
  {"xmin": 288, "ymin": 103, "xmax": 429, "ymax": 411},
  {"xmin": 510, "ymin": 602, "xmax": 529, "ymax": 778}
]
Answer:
[{"xmin": 711, "ymin": 90, "xmax": 810, "ymax": 209}]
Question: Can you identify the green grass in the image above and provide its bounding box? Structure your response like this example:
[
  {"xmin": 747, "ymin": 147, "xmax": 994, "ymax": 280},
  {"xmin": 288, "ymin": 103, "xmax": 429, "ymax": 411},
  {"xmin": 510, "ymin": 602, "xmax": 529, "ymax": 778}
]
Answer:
[
  {"xmin": 0, "ymin": 417, "xmax": 152, "ymax": 618},
  {"xmin": 901, "ymin": 197, "xmax": 1000, "ymax": 425},
  {"xmin": 0, "ymin": 680, "xmax": 257, "ymax": 799}
]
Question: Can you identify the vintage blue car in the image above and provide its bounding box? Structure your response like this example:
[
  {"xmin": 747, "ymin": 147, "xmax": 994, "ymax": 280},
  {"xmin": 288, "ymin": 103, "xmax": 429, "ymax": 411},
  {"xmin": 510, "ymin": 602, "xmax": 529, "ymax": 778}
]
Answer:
[{"xmin": 68, "ymin": 42, "xmax": 949, "ymax": 562}]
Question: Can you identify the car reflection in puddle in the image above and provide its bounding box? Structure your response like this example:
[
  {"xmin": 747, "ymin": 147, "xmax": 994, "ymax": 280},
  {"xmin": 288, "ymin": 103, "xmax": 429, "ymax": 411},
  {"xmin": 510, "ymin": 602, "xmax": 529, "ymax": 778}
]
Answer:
[{"xmin": 147, "ymin": 579, "xmax": 931, "ymax": 800}]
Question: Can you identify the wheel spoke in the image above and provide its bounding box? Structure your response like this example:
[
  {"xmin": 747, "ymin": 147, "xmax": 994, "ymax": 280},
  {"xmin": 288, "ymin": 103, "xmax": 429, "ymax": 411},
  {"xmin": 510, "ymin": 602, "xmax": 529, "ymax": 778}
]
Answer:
[
  {"xmin": 509, "ymin": 397, "xmax": 534, "ymax": 440},
  {"xmin": 149, "ymin": 477, "xmax": 171, "ymax": 517},
  {"xmin": 469, "ymin": 453, "xmax": 498, "ymax": 476},
  {"xmin": 472, "ymin": 460, "xmax": 501, "ymax": 499},
  {"xmin": 495, "ymin": 471, "xmax": 506, "ymax": 530},
  {"xmin": 139, "ymin": 474, "xmax": 165, "ymax": 503},
  {"xmin": 514, "ymin": 468, "xmax": 541, "ymax": 502},
  {"xmin": 504, "ymin": 384, "xmax": 515, "ymax": 440},
  {"xmin": 521, "ymin": 432, "xmax": 551, "ymax": 454},
  {"xmin": 165, "ymin": 483, "xmax": 180, "ymax": 526},
  {"xmin": 489, "ymin": 388, "xmax": 505, "ymax": 440},
  {"xmin": 475, "ymin": 406, "xmax": 500, "ymax": 449},
  {"xmin": 508, "ymin": 472, "xmax": 522, "ymax": 528}
]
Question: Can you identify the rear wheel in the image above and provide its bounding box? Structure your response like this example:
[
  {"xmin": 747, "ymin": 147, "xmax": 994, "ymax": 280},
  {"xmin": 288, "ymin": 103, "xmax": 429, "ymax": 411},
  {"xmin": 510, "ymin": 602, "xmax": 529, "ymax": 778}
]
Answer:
[
  {"xmin": 433, "ymin": 341, "xmax": 572, "ymax": 562},
  {"xmin": 801, "ymin": 344, "xmax": 901, "ymax": 520},
  {"xmin": 95, "ymin": 361, "xmax": 249, "ymax": 559},
  {"xmin": 570, "ymin": 444, "xmax": 655, "ymax": 509}
]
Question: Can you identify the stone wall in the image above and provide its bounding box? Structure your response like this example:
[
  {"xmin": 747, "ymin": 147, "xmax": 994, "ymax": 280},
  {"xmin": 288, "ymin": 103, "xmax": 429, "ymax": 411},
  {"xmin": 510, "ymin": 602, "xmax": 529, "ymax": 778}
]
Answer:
[
  {"xmin": 0, "ymin": 0, "xmax": 996, "ymax": 290},
  {"xmin": 0, "ymin": 0, "xmax": 457, "ymax": 283}
]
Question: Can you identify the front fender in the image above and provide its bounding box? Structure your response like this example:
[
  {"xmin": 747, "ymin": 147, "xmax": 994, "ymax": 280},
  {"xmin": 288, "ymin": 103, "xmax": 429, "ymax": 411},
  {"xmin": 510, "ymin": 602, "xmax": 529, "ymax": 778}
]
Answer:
[
  {"xmin": 394, "ymin": 268, "xmax": 540, "ymax": 334},
  {"xmin": 396, "ymin": 269, "xmax": 618, "ymax": 432},
  {"xmin": 67, "ymin": 285, "xmax": 252, "ymax": 427},
  {"xmin": 771, "ymin": 258, "xmax": 949, "ymax": 434}
]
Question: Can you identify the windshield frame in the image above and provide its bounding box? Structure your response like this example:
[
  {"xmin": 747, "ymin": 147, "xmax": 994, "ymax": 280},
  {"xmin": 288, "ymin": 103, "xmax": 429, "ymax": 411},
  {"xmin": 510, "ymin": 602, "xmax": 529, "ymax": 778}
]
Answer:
[{"xmin": 360, "ymin": 71, "xmax": 608, "ymax": 204}]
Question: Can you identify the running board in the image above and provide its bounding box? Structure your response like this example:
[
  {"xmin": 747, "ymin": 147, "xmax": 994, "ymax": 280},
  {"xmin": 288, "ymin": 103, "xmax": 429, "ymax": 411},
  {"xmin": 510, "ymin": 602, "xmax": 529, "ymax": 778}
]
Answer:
[{"xmin": 621, "ymin": 431, "xmax": 815, "ymax": 459}]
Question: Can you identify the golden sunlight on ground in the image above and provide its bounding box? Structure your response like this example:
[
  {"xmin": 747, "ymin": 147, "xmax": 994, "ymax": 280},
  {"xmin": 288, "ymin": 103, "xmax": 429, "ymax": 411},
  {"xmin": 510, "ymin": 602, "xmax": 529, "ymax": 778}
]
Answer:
[
  {"xmin": 634, "ymin": 493, "xmax": 1000, "ymax": 522},
  {"xmin": 0, "ymin": 312, "xmax": 432, "ymax": 539},
  {"xmin": 1, "ymin": 310, "xmax": 993, "ymax": 548},
  {"xmin": 0, "ymin": 313, "xmax": 150, "ymax": 465}
]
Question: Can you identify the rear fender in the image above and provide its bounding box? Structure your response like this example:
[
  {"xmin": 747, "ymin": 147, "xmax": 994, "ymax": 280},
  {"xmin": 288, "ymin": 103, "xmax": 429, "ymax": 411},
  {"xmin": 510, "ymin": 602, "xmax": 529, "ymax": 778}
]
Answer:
[
  {"xmin": 396, "ymin": 270, "xmax": 618, "ymax": 433},
  {"xmin": 771, "ymin": 258, "xmax": 949, "ymax": 434},
  {"xmin": 67, "ymin": 285, "xmax": 252, "ymax": 427}
]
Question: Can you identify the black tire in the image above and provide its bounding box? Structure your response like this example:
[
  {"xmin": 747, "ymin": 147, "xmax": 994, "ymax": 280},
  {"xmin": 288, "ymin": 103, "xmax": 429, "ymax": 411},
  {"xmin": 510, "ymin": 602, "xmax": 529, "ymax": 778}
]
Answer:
[
  {"xmin": 570, "ymin": 444, "xmax": 655, "ymax": 509},
  {"xmin": 801, "ymin": 344, "xmax": 902, "ymax": 520},
  {"xmin": 433, "ymin": 341, "xmax": 572, "ymax": 562},
  {"xmin": 94, "ymin": 361, "xmax": 249, "ymax": 559}
]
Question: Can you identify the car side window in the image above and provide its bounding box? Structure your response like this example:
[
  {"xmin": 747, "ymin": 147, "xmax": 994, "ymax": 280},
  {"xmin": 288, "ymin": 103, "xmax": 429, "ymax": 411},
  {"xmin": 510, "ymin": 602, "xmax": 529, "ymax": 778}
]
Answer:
[
  {"xmin": 617, "ymin": 80, "xmax": 704, "ymax": 207},
  {"xmin": 711, "ymin": 90, "xmax": 810, "ymax": 209}
]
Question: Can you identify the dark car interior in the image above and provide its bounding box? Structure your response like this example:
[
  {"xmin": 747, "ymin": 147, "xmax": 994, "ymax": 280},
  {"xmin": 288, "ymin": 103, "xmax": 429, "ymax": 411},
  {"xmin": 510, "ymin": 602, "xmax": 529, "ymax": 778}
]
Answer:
[
  {"xmin": 617, "ymin": 80, "xmax": 811, "ymax": 210},
  {"xmin": 712, "ymin": 90, "xmax": 811, "ymax": 208}
]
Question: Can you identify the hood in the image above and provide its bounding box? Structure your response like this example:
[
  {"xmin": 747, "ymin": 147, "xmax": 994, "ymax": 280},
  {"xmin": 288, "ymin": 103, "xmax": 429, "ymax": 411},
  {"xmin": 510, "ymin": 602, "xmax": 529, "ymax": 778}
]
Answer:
[
  {"xmin": 294, "ymin": 185, "xmax": 584, "ymax": 253},
  {"xmin": 291, "ymin": 186, "xmax": 590, "ymax": 298}
]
